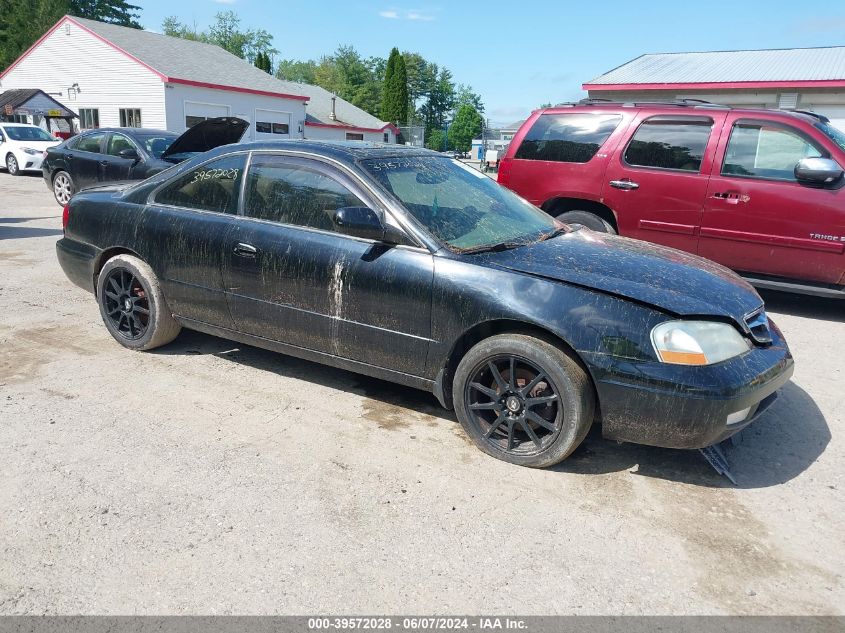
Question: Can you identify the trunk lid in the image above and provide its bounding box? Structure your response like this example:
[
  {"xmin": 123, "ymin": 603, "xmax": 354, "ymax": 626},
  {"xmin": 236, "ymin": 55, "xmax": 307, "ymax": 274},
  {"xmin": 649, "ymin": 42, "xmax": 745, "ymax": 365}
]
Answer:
[{"xmin": 161, "ymin": 117, "xmax": 249, "ymax": 161}]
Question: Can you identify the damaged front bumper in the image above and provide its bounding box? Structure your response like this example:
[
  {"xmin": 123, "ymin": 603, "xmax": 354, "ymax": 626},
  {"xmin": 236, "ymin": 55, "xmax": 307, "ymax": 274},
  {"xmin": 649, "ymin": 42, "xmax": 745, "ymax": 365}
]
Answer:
[{"xmin": 581, "ymin": 325, "xmax": 794, "ymax": 450}]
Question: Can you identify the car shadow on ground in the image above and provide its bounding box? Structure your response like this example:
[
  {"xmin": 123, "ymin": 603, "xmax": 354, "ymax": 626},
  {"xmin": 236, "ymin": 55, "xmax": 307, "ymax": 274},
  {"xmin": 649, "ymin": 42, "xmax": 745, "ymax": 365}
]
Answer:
[
  {"xmin": 156, "ymin": 329, "xmax": 829, "ymax": 490},
  {"xmin": 0, "ymin": 218, "xmax": 63, "ymax": 240},
  {"xmin": 760, "ymin": 289, "xmax": 845, "ymax": 323}
]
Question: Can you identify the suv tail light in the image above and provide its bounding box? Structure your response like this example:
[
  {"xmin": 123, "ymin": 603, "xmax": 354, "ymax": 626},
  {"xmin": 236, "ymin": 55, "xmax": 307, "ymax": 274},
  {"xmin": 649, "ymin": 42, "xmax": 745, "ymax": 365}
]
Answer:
[
  {"xmin": 62, "ymin": 204, "xmax": 70, "ymax": 232},
  {"xmin": 497, "ymin": 157, "xmax": 513, "ymax": 186}
]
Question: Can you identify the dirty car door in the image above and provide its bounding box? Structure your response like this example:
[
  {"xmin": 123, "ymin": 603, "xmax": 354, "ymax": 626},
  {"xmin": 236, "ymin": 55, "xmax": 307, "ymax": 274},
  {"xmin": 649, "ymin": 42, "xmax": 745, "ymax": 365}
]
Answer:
[{"xmin": 224, "ymin": 154, "xmax": 434, "ymax": 375}]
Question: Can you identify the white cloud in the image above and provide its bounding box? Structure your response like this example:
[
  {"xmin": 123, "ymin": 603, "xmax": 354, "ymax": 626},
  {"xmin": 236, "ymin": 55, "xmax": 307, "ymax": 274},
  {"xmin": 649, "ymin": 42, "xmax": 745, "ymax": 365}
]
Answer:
[{"xmin": 379, "ymin": 8, "xmax": 436, "ymax": 21}]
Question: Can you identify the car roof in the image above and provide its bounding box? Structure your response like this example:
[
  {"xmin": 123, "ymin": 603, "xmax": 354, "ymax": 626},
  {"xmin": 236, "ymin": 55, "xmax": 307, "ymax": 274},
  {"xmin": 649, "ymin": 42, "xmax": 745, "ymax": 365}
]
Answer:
[
  {"xmin": 226, "ymin": 139, "xmax": 439, "ymax": 162},
  {"xmin": 78, "ymin": 128, "xmax": 176, "ymax": 135},
  {"xmin": 0, "ymin": 122, "xmax": 43, "ymax": 128}
]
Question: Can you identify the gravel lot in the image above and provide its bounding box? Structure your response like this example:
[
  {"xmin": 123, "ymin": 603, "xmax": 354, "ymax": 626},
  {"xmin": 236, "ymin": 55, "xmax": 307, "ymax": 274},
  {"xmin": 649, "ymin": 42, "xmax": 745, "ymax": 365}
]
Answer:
[{"xmin": 0, "ymin": 171, "xmax": 842, "ymax": 615}]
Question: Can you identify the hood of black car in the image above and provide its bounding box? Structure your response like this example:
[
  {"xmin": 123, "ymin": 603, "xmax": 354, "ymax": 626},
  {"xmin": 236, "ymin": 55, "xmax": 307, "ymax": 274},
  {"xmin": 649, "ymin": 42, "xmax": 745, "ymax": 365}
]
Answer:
[
  {"xmin": 468, "ymin": 229, "xmax": 763, "ymax": 323},
  {"xmin": 161, "ymin": 117, "xmax": 249, "ymax": 160}
]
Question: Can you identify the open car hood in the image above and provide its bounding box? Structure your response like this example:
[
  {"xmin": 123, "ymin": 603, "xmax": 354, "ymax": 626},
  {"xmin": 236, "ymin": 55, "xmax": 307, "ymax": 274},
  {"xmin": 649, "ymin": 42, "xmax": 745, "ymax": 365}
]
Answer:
[
  {"xmin": 161, "ymin": 117, "xmax": 249, "ymax": 161},
  {"xmin": 469, "ymin": 229, "xmax": 764, "ymax": 324}
]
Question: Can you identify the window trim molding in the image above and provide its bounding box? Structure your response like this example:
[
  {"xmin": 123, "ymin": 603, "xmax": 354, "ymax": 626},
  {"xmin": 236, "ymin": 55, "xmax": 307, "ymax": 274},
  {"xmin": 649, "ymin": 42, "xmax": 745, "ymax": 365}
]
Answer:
[{"xmin": 621, "ymin": 115, "xmax": 715, "ymax": 174}]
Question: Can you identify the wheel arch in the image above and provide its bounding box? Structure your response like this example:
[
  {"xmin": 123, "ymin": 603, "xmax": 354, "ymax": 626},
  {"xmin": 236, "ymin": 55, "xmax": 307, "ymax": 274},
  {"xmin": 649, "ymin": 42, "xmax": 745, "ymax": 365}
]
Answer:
[
  {"xmin": 92, "ymin": 247, "xmax": 145, "ymax": 293},
  {"xmin": 435, "ymin": 318, "xmax": 597, "ymax": 411},
  {"xmin": 542, "ymin": 197, "xmax": 618, "ymax": 232}
]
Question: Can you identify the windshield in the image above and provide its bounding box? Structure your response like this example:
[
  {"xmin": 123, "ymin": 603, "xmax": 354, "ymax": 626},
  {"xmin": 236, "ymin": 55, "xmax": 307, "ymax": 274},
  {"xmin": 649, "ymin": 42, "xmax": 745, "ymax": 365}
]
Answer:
[
  {"xmin": 134, "ymin": 133, "xmax": 178, "ymax": 159},
  {"xmin": 816, "ymin": 122, "xmax": 845, "ymax": 152},
  {"xmin": 2, "ymin": 126, "xmax": 56, "ymax": 142},
  {"xmin": 361, "ymin": 156, "xmax": 557, "ymax": 250}
]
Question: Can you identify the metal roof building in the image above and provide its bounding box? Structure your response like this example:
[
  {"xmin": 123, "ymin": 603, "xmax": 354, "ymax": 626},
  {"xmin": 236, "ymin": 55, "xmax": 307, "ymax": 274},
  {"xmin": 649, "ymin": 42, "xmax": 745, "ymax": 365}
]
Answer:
[
  {"xmin": 584, "ymin": 47, "xmax": 845, "ymax": 129},
  {"xmin": 0, "ymin": 15, "xmax": 398, "ymax": 143}
]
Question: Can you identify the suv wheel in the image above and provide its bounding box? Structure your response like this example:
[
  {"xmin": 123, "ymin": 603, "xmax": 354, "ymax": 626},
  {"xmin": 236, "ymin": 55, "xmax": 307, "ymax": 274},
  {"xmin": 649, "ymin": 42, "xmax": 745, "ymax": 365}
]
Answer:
[
  {"xmin": 453, "ymin": 334, "xmax": 594, "ymax": 468},
  {"xmin": 6, "ymin": 153, "xmax": 20, "ymax": 176},
  {"xmin": 556, "ymin": 210, "xmax": 616, "ymax": 234}
]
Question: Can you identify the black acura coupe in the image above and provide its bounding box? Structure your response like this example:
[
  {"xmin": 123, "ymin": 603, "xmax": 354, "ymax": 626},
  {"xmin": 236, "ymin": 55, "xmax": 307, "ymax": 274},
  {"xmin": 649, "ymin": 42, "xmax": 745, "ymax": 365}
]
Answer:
[
  {"xmin": 56, "ymin": 141, "xmax": 794, "ymax": 468},
  {"xmin": 42, "ymin": 117, "xmax": 248, "ymax": 205}
]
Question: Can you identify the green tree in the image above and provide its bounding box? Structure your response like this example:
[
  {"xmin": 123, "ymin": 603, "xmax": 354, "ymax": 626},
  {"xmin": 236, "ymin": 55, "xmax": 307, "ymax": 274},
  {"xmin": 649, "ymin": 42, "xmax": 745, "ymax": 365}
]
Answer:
[
  {"xmin": 162, "ymin": 11, "xmax": 276, "ymax": 62},
  {"xmin": 69, "ymin": 0, "xmax": 141, "ymax": 27},
  {"xmin": 275, "ymin": 58, "xmax": 317, "ymax": 84},
  {"xmin": 448, "ymin": 104, "xmax": 483, "ymax": 153},
  {"xmin": 254, "ymin": 50, "xmax": 272, "ymax": 74},
  {"xmin": 426, "ymin": 128, "xmax": 446, "ymax": 151},
  {"xmin": 454, "ymin": 84, "xmax": 484, "ymax": 114},
  {"xmin": 380, "ymin": 47, "xmax": 408, "ymax": 124}
]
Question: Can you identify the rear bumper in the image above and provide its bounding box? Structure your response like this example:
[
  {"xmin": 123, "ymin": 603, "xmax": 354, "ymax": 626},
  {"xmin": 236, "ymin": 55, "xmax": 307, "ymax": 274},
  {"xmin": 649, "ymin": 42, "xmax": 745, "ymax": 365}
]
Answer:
[
  {"xmin": 583, "ymin": 323, "xmax": 794, "ymax": 449},
  {"xmin": 56, "ymin": 237, "xmax": 97, "ymax": 293}
]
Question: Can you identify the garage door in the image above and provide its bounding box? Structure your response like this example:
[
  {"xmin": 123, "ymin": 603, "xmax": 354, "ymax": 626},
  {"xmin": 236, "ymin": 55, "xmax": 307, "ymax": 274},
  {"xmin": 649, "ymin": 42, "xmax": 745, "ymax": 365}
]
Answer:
[
  {"xmin": 184, "ymin": 102, "xmax": 230, "ymax": 129},
  {"xmin": 254, "ymin": 109, "xmax": 291, "ymax": 139}
]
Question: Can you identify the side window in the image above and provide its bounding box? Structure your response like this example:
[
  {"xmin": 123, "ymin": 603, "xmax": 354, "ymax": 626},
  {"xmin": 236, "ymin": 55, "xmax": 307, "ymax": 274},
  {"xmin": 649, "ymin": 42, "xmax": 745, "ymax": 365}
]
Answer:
[
  {"xmin": 76, "ymin": 133, "xmax": 105, "ymax": 153},
  {"xmin": 244, "ymin": 156, "xmax": 365, "ymax": 232},
  {"xmin": 624, "ymin": 117, "xmax": 713, "ymax": 172},
  {"xmin": 155, "ymin": 154, "xmax": 246, "ymax": 214},
  {"xmin": 514, "ymin": 113, "xmax": 622, "ymax": 163},
  {"xmin": 107, "ymin": 134, "xmax": 136, "ymax": 156},
  {"xmin": 722, "ymin": 123, "xmax": 823, "ymax": 181}
]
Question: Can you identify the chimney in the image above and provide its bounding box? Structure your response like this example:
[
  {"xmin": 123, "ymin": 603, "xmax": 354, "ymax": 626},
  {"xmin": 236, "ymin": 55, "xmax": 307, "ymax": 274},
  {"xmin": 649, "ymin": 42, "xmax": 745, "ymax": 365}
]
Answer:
[{"xmin": 330, "ymin": 96, "xmax": 336, "ymax": 121}]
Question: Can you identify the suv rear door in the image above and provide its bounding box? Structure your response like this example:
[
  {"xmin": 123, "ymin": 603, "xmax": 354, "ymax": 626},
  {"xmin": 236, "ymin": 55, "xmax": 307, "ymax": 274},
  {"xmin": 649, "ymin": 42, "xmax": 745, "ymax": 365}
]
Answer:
[
  {"xmin": 602, "ymin": 111, "xmax": 727, "ymax": 254},
  {"xmin": 699, "ymin": 114, "xmax": 845, "ymax": 285}
]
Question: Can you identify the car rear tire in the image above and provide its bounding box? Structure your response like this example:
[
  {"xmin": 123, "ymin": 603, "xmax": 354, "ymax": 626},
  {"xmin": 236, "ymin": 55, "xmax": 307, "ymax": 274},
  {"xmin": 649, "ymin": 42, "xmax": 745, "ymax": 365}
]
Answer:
[
  {"xmin": 53, "ymin": 171, "xmax": 75, "ymax": 205},
  {"xmin": 453, "ymin": 334, "xmax": 594, "ymax": 468},
  {"xmin": 6, "ymin": 153, "xmax": 20, "ymax": 176},
  {"xmin": 555, "ymin": 210, "xmax": 616, "ymax": 234},
  {"xmin": 97, "ymin": 254, "xmax": 181, "ymax": 351}
]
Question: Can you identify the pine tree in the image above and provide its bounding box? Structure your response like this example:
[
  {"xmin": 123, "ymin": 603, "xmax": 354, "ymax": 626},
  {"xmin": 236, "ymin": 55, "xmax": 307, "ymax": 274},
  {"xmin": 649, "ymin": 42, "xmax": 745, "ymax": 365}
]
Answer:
[
  {"xmin": 254, "ymin": 51, "xmax": 272, "ymax": 74},
  {"xmin": 69, "ymin": 0, "xmax": 142, "ymax": 28},
  {"xmin": 380, "ymin": 47, "xmax": 408, "ymax": 125}
]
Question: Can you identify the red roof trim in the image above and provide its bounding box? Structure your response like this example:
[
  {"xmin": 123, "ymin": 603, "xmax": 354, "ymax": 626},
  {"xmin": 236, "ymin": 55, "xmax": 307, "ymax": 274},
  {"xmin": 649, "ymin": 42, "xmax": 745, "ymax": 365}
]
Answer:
[
  {"xmin": 166, "ymin": 78, "xmax": 309, "ymax": 101},
  {"xmin": 306, "ymin": 121, "xmax": 399, "ymax": 134},
  {"xmin": 583, "ymin": 79, "xmax": 845, "ymax": 91},
  {"xmin": 2, "ymin": 16, "xmax": 309, "ymax": 103}
]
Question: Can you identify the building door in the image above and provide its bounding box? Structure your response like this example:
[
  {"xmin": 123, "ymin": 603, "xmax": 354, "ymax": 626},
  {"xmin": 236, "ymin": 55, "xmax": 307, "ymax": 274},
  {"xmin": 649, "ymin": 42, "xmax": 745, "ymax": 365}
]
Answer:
[
  {"xmin": 184, "ymin": 101, "xmax": 230, "ymax": 130},
  {"xmin": 254, "ymin": 109, "xmax": 291, "ymax": 140}
]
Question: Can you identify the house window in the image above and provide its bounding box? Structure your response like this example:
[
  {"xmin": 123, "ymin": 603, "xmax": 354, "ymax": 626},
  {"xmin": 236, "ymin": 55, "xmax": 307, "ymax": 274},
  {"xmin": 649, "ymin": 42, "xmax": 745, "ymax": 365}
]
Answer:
[
  {"xmin": 255, "ymin": 121, "xmax": 289, "ymax": 135},
  {"xmin": 383, "ymin": 132, "xmax": 389, "ymax": 143},
  {"xmin": 79, "ymin": 108, "xmax": 99, "ymax": 129},
  {"xmin": 346, "ymin": 132, "xmax": 364, "ymax": 141},
  {"xmin": 119, "ymin": 108, "xmax": 142, "ymax": 127}
]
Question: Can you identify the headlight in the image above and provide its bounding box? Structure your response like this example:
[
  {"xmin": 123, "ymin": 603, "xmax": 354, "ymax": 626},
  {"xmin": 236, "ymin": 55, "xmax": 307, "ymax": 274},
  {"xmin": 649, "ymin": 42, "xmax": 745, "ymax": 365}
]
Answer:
[
  {"xmin": 651, "ymin": 320, "xmax": 751, "ymax": 366},
  {"xmin": 21, "ymin": 147, "xmax": 39, "ymax": 155}
]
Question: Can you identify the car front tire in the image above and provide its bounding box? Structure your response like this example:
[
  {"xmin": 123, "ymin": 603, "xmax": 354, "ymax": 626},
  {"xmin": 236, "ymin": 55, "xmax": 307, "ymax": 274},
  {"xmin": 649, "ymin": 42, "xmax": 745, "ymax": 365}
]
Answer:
[
  {"xmin": 453, "ymin": 334, "xmax": 595, "ymax": 468},
  {"xmin": 97, "ymin": 254, "xmax": 182, "ymax": 351},
  {"xmin": 555, "ymin": 210, "xmax": 616, "ymax": 234},
  {"xmin": 6, "ymin": 153, "xmax": 20, "ymax": 176},
  {"xmin": 53, "ymin": 171, "xmax": 75, "ymax": 205}
]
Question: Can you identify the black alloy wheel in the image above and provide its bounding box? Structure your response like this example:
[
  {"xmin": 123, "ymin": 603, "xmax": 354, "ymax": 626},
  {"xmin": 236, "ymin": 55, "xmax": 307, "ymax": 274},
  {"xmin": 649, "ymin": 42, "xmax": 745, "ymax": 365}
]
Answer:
[
  {"xmin": 101, "ymin": 268, "xmax": 150, "ymax": 340},
  {"xmin": 465, "ymin": 355, "xmax": 562, "ymax": 455}
]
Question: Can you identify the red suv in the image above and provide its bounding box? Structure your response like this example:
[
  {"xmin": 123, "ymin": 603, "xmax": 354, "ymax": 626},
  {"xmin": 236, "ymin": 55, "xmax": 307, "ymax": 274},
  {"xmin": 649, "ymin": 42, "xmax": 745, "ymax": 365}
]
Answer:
[{"xmin": 499, "ymin": 100, "xmax": 845, "ymax": 298}]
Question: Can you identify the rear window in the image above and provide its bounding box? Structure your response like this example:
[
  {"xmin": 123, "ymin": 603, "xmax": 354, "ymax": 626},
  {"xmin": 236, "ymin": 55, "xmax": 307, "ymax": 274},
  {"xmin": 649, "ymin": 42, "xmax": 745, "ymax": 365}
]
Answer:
[
  {"xmin": 624, "ymin": 117, "xmax": 713, "ymax": 172},
  {"xmin": 514, "ymin": 113, "xmax": 622, "ymax": 163}
]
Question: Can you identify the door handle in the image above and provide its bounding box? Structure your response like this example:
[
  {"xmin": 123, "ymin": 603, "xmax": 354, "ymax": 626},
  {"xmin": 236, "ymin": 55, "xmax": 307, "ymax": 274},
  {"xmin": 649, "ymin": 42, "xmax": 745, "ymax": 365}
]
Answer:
[
  {"xmin": 711, "ymin": 192, "xmax": 749, "ymax": 205},
  {"xmin": 233, "ymin": 242, "xmax": 258, "ymax": 258},
  {"xmin": 99, "ymin": 160, "xmax": 109, "ymax": 166},
  {"xmin": 609, "ymin": 179, "xmax": 639, "ymax": 190},
  {"xmin": 65, "ymin": 154, "xmax": 73, "ymax": 160}
]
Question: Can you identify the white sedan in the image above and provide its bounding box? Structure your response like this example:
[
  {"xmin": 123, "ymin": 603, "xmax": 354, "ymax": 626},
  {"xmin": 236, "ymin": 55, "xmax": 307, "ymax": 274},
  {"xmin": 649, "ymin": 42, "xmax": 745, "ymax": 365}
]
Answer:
[{"xmin": 0, "ymin": 123, "xmax": 60, "ymax": 175}]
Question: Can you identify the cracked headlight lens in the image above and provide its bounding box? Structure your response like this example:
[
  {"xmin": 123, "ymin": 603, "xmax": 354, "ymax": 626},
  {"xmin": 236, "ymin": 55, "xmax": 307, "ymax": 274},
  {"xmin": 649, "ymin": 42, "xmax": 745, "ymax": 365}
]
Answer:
[{"xmin": 651, "ymin": 320, "xmax": 752, "ymax": 366}]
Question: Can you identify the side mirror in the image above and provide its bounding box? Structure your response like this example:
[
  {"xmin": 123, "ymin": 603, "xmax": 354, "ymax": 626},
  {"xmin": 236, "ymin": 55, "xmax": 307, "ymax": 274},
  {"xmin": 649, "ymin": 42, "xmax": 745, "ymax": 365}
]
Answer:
[
  {"xmin": 332, "ymin": 206, "xmax": 404, "ymax": 243},
  {"xmin": 118, "ymin": 147, "xmax": 140, "ymax": 161},
  {"xmin": 795, "ymin": 157, "xmax": 843, "ymax": 185}
]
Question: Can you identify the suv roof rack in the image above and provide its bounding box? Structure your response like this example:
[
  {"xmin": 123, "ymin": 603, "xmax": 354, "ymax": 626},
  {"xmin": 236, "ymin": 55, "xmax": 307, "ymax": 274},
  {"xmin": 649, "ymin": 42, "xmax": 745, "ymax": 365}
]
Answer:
[
  {"xmin": 782, "ymin": 108, "xmax": 830, "ymax": 123},
  {"xmin": 553, "ymin": 98, "xmax": 730, "ymax": 110}
]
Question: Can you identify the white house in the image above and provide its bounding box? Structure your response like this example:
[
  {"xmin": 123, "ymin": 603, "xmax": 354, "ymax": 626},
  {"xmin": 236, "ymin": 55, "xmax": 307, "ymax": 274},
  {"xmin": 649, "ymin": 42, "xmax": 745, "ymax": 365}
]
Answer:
[
  {"xmin": 0, "ymin": 15, "xmax": 398, "ymax": 143},
  {"xmin": 584, "ymin": 47, "xmax": 845, "ymax": 130}
]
